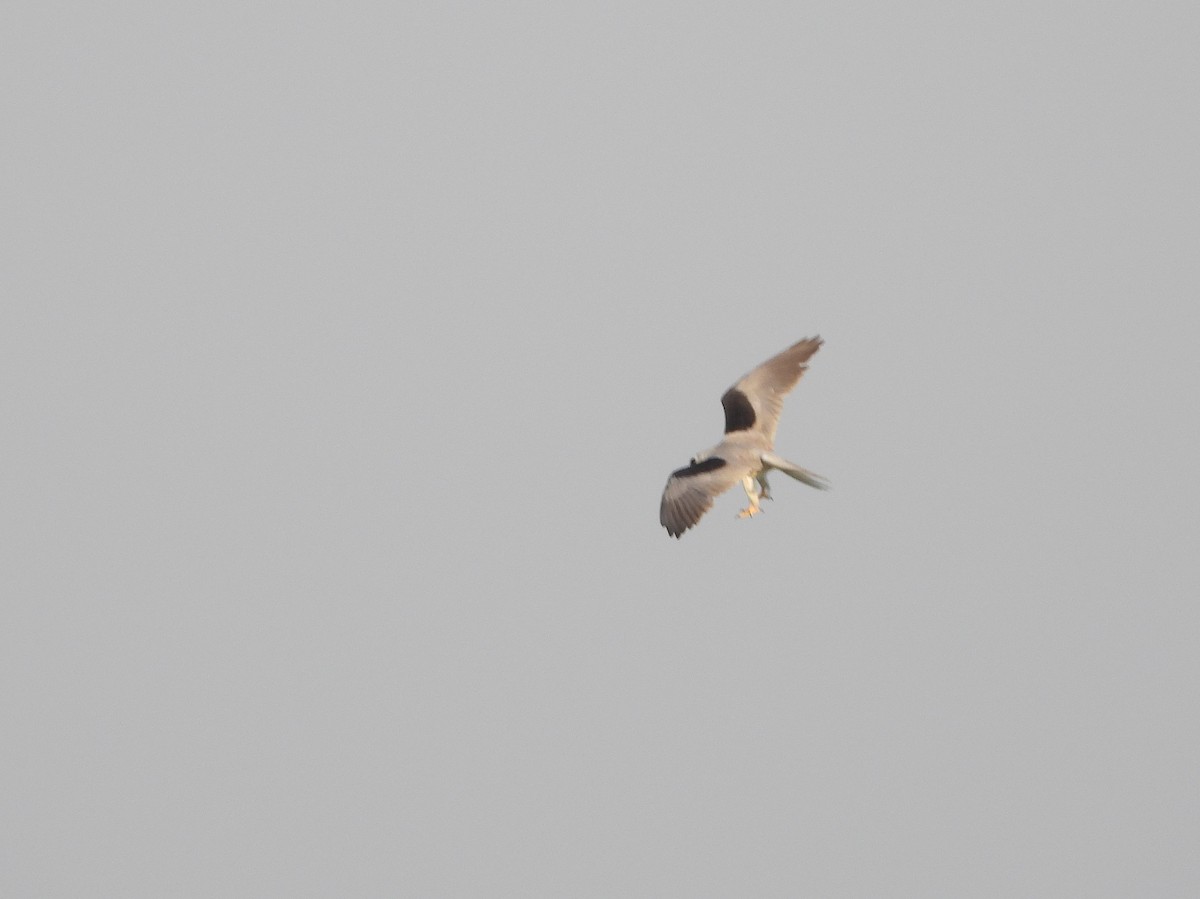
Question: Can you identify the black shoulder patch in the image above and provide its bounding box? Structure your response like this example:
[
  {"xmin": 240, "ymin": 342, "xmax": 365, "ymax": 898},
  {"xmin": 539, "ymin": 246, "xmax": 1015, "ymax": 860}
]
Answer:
[
  {"xmin": 721, "ymin": 388, "xmax": 757, "ymax": 433},
  {"xmin": 671, "ymin": 456, "xmax": 727, "ymax": 479}
]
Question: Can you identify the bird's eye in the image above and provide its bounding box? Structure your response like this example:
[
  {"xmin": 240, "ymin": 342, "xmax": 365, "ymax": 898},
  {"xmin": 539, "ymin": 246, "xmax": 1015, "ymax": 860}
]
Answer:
[{"xmin": 690, "ymin": 456, "xmax": 699, "ymax": 465}]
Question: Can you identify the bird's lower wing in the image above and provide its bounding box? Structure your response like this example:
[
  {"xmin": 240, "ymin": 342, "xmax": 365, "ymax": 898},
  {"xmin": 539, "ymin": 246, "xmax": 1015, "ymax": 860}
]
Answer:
[{"xmin": 659, "ymin": 462, "xmax": 746, "ymax": 538}]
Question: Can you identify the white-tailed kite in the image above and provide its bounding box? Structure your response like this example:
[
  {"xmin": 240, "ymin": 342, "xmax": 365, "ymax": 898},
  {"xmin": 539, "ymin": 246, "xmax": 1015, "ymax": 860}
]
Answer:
[{"xmin": 660, "ymin": 337, "xmax": 828, "ymax": 538}]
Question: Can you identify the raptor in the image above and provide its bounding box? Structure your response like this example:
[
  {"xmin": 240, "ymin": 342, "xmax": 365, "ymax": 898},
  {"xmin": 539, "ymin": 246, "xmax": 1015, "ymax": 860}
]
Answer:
[{"xmin": 659, "ymin": 337, "xmax": 828, "ymax": 538}]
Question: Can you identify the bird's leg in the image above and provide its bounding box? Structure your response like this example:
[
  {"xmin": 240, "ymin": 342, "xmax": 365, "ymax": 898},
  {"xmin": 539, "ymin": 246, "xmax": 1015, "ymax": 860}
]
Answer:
[
  {"xmin": 756, "ymin": 471, "xmax": 772, "ymax": 502},
  {"xmin": 737, "ymin": 475, "xmax": 762, "ymax": 519}
]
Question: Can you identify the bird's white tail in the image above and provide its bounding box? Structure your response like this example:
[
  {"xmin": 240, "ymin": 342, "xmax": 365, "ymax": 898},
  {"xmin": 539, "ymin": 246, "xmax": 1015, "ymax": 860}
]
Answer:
[{"xmin": 761, "ymin": 451, "xmax": 830, "ymax": 490}]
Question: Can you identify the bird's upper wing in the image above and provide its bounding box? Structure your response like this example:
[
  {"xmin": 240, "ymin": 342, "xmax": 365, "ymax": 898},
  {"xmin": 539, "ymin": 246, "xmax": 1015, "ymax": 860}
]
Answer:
[
  {"xmin": 720, "ymin": 336, "xmax": 822, "ymax": 446},
  {"xmin": 659, "ymin": 455, "xmax": 746, "ymax": 538}
]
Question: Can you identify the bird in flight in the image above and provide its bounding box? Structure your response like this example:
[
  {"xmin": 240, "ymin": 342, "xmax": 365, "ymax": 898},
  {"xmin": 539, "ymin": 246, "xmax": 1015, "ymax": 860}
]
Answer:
[{"xmin": 660, "ymin": 337, "xmax": 829, "ymax": 538}]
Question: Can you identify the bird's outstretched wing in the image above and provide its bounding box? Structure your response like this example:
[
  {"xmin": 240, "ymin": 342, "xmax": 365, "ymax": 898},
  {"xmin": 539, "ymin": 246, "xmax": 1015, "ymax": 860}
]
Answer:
[
  {"xmin": 720, "ymin": 336, "xmax": 822, "ymax": 446},
  {"xmin": 659, "ymin": 456, "xmax": 746, "ymax": 538}
]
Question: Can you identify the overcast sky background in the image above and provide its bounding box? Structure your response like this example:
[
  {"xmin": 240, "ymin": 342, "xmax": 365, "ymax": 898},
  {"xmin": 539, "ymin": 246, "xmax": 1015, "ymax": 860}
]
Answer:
[{"xmin": 4, "ymin": 2, "xmax": 1199, "ymax": 896}]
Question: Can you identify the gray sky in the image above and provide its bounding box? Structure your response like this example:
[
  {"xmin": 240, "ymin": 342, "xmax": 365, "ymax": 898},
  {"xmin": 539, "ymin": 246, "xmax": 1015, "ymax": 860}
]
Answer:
[{"xmin": 4, "ymin": 2, "xmax": 1200, "ymax": 896}]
